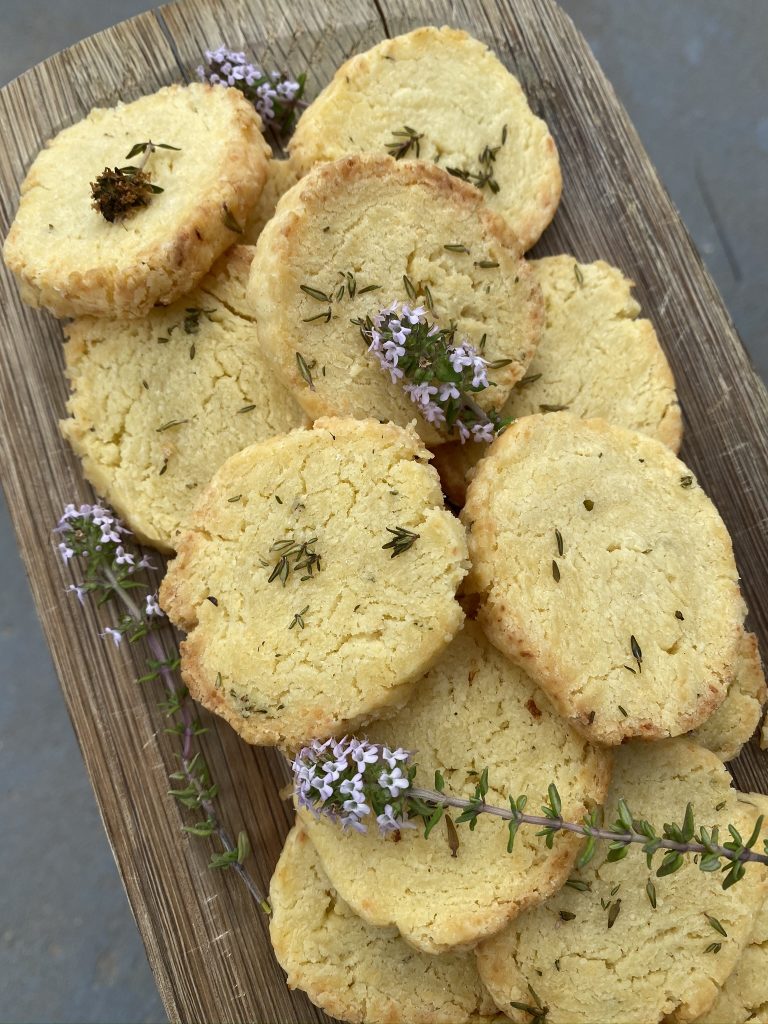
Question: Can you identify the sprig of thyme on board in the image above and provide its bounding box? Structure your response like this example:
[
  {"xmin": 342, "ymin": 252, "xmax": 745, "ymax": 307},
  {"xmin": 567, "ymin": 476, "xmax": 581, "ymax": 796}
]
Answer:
[
  {"xmin": 294, "ymin": 738, "xmax": 768, "ymax": 889},
  {"xmin": 197, "ymin": 46, "xmax": 306, "ymax": 142},
  {"xmin": 55, "ymin": 503, "xmax": 270, "ymax": 912}
]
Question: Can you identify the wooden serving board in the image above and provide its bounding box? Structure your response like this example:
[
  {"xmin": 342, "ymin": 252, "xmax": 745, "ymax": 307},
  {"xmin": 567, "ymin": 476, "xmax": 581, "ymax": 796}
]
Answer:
[{"xmin": 1, "ymin": 1, "xmax": 767, "ymax": 1021}]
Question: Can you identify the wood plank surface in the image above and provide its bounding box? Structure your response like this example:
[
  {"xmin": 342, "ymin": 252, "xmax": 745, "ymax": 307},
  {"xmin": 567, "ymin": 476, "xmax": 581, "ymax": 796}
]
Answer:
[{"xmin": 0, "ymin": 1, "xmax": 767, "ymax": 1021}]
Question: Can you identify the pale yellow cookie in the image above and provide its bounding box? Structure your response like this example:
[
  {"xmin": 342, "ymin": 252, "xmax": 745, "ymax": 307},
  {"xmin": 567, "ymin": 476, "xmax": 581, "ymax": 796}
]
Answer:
[
  {"xmin": 696, "ymin": 883, "xmax": 768, "ymax": 1023},
  {"xmin": 462, "ymin": 413, "xmax": 745, "ymax": 745},
  {"xmin": 270, "ymin": 825, "xmax": 501, "ymax": 1024},
  {"xmin": 160, "ymin": 418, "xmax": 468, "ymax": 748},
  {"xmin": 299, "ymin": 621, "xmax": 610, "ymax": 954},
  {"xmin": 242, "ymin": 158, "xmax": 299, "ymax": 243},
  {"xmin": 692, "ymin": 630, "xmax": 766, "ymax": 762},
  {"xmin": 60, "ymin": 246, "xmax": 306, "ymax": 553},
  {"xmin": 248, "ymin": 153, "xmax": 542, "ymax": 444},
  {"xmin": 431, "ymin": 256, "xmax": 682, "ymax": 506},
  {"xmin": 476, "ymin": 740, "xmax": 768, "ymax": 1024},
  {"xmin": 3, "ymin": 83, "xmax": 269, "ymax": 318},
  {"xmin": 289, "ymin": 26, "xmax": 561, "ymax": 251}
]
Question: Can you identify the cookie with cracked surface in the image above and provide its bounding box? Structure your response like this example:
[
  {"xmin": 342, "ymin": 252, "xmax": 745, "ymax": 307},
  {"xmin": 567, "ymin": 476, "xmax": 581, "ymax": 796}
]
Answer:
[
  {"xmin": 269, "ymin": 825, "xmax": 501, "ymax": 1024},
  {"xmin": 696, "ymin": 866, "xmax": 768, "ymax": 1024},
  {"xmin": 461, "ymin": 413, "xmax": 745, "ymax": 745},
  {"xmin": 247, "ymin": 153, "xmax": 543, "ymax": 444},
  {"xmin": 3, "ymin": 83, "xmax": 269, "ymax": 318},
  {"xmin": 431, "ymin": 256, "xmax": 682, "ymax": 506},
  {"xmin": 298, "ymin": 620, "xmax": 610, "ymax": 954},
  {"xmin": 242, "ymin": 157, "xmax": 299, "ymax": 243},
  {"xmin": 159, "ymin": 418, "xmax": 468, "ymax": 748},
  {"xmin": 288, "ymin": 26, "xmax": 561, "ymax": 251},
  {"xmin": 476, "ymin": 740, "xmax": 768, "ymax": 1024},
  {"xmin": 691, "ymin": 630, "xmax": 766, "ymax": 762},
  {"xmin": 60, "ymin": 246, "xmax": 306, "ymax": 553}
]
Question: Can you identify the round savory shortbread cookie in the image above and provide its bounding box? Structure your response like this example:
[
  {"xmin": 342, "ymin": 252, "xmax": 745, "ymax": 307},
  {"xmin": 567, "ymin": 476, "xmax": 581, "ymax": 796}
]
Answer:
[
  {"xmin": 270, "ymin": 825, "xmax": 500, "ymax": 1024},
  {"xmin": 60, "ymin": 246, "xmax": 306, "ymax": 553},
  {"xmin": 461, "ymin": 413, "xmax": 745, "ymax": 745},
  {"xmin": 696, "ymin": 871, "xmax": 768, "ymax": 1024},
  {"xmin": 3, "ymin": 83, "xmax": 269, "ymax": 318},
  {"xmin": 298, "ymin": 621, "xmax": 610, "ymax": 954},
  {"xmin": 247, "ymin": 153, "xmax": 543, "ymax": 445},
  {"xmin": 288, "ymin": 26, "xmax": 561, "ymax": 251},
  {"xmin": 242, "ymin": 158, "xmax": 300, "ymax": 243},
  {"xmin": 159, "ymin": 418, "xmax": 468, "ymax": 748},
  {"xmin": 431, "ymin": 256, "xmax": 682, "ymax": 506},
  {"xmin": 475, "ymin": 740, "xmax": 768, "ymax": 1024},
  {"xmin": 691, "ymin": 630, "xmax": 766, "ymax": 762}
]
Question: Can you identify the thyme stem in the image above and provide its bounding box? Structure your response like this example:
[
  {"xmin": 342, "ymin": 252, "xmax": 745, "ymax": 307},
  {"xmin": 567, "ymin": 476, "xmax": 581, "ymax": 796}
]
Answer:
[
  {"xmin": 102, "ymin": 567, "xmax": 268, "ymax": 909},
  {"xmin": 409, "ymin": 786, "xmax": 768, "ymax": 866}
]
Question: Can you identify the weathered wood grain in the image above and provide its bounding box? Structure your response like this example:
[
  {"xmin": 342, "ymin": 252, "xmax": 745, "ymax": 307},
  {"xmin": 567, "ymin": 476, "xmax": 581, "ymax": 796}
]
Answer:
[{"xmin": 0, "ymin": 1, "xmax": 766, "ymax": 1022}]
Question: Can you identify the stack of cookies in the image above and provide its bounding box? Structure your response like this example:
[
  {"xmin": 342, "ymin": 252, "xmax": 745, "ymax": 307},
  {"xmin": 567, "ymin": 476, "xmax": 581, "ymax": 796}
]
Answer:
[{"xmin": 5, "ymin": 24, "xmax": 767, "ymax": 1024}]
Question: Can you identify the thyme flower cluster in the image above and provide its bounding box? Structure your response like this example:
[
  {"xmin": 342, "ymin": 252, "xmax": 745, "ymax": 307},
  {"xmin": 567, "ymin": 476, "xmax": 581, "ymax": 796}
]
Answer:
[
  {"xmin": 293, "ymin": 735, "xmax": 768, "ymax": 890},
  {"xmin": 197, "ymin": 47, "xmax": 305, "ymax": 135},
  {"xmin": 358, "ymin": 301, "xmax": 505, "ymax": 443},
  {"xmin": 293, "ymin": 738, "xmax": 416, "ymax": 834},
  {"xmin": 55, "ymin": 503, "xmax": 159, "ymax": 640}
]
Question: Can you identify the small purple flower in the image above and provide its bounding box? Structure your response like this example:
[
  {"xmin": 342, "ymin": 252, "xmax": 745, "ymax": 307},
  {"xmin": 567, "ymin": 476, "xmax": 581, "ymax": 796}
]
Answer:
[
  {"xmin": 471, "ymin": 421, "xmax": 496, "ymax": 444},
  {"xmin": 115, "ymin": 546, "xmax": 134, "ymax": 566},
  {"xmin": 67, "ymin": 583, "xmax": 87, "ymax": 604},
  {"xmin": 101, "ymin": 626, "xmax": 123, "ymax": 647},
  {"xmin": 377, "ymin": 803, "xmax": 417, "ymax": 834},
  {"xmin": 378, "ymin": 767, "xmax": 409, "ymax": 798},
  {"xmin": 382, "ymin": 746, "xmax": 410, "ymax": 768},
  {"xmin": 351, "ymin": 740, "xmax": 379, "ymax": 766},
  {"xmin": 58, "ymin": 542, "xmax": 74, "ymax": 562},
  {"xmin": 198, "ymin": 46, "xmax": 304, "ymax": 133},
  {"xmin": 145, "ymin": 593, "xmax": 163, "ymax": 618}
]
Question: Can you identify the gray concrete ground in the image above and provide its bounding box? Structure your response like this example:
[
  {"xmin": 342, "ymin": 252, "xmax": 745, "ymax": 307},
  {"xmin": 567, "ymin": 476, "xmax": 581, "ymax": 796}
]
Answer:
[{"xmin": 0, "ymin": 2, "xmax": 766, "ymax": 1022}]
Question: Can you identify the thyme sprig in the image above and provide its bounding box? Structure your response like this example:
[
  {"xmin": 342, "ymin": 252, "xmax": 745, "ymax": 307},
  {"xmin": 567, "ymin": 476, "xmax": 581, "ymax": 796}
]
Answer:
[
  {"xmin": 90, "ymin": 140, "xmax": 177, "ymax": 222},
  {"xmin": 446, "ymin": 126, "xmax": 507, "ymax": 194},
  {"xmin": 265, "ymin": 536, "xmax": 322, "ymax": 585},
  {"xmin": 354, "ymin": 301, "xmax": 508, "ymax": 443},
  {"xmin": 382, "ymin": 525, "xmax": 420, "ymax": 558},
  {"xmin": 197, "ymin": 46, "xmax": 306, "ymax": 141},
  {"xmin": 294, "ymin": 739, "xmax": 768, "ymax": 890},
  {"xmin": 299, "ymin": 272, "xmax": 381, "ymax": 324},
  {"xmin": 55, "ymin": 503, "xmax": 269, "ymax": 911},
  {"xmin": 386, "ymin": 125, "xmax": 423, "ymax": 159}
]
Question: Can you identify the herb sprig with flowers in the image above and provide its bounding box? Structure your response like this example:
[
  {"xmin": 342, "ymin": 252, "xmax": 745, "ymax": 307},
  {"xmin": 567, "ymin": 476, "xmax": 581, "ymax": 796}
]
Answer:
[
  {"xmin": 353, "ymin": 301, "xmax": 510, "ymax": 443},
  {"xmin": 294, "ymin": 738, "xmax": 768, "ymax": 891},
  {"xmin": 197, "ymin": 47, "xmax": 306, "ymax": 141},
  {"xmin": 55, "ymin": 503, "xmax": 270, "ymax": 912}
]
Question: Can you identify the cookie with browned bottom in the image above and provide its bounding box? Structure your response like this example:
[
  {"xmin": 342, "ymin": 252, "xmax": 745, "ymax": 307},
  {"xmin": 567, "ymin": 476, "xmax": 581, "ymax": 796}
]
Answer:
[
  {"xmin": 299, "ymin": 621, "xmax": 610, "ymax": 954},
  {"xmin": 160, "ymin": 418, "xmax": 468, "ymax": 748},
  {"xmin": 289, "ymin": 26, "xmax": 561, "ymax": 251},
  {"xmin": 462, "ymin": 413, "xmax": 745, "ymax": 745},
  {"xmin": 247, "ymin": 153, "xmax": 543, "ymax": 444},
  {"xmin": 476, "ymin": 740, "xmax": 768, "ymax": 1024},
  {"xmin": 4, "ymin": 83, "xmax": 269, "ymax": 318},
  {"xmin": 270, "ymin": 825, "xmax": 501, "ymax": 1024}
]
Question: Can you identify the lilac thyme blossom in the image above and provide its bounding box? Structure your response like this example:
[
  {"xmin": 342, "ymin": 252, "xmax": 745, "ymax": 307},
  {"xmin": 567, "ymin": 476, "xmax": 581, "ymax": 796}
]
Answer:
[
  {"xmin": 355, "ymin": 301, "xmax": 508, "ymax": 443},
  {"xmin": 55, "ymin": 501, "xmax": 270, "ymax": 908},
  {"xmin": 197, "ymin": 47, "xmax": 306, "ymax": 136},
  {"xmin": 56, "ymin": 504, "xmax": 151, "ymax": 645},
  {"xmin": 292, "ymin": 737, "xmax": 416, "ymax": 834}
]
